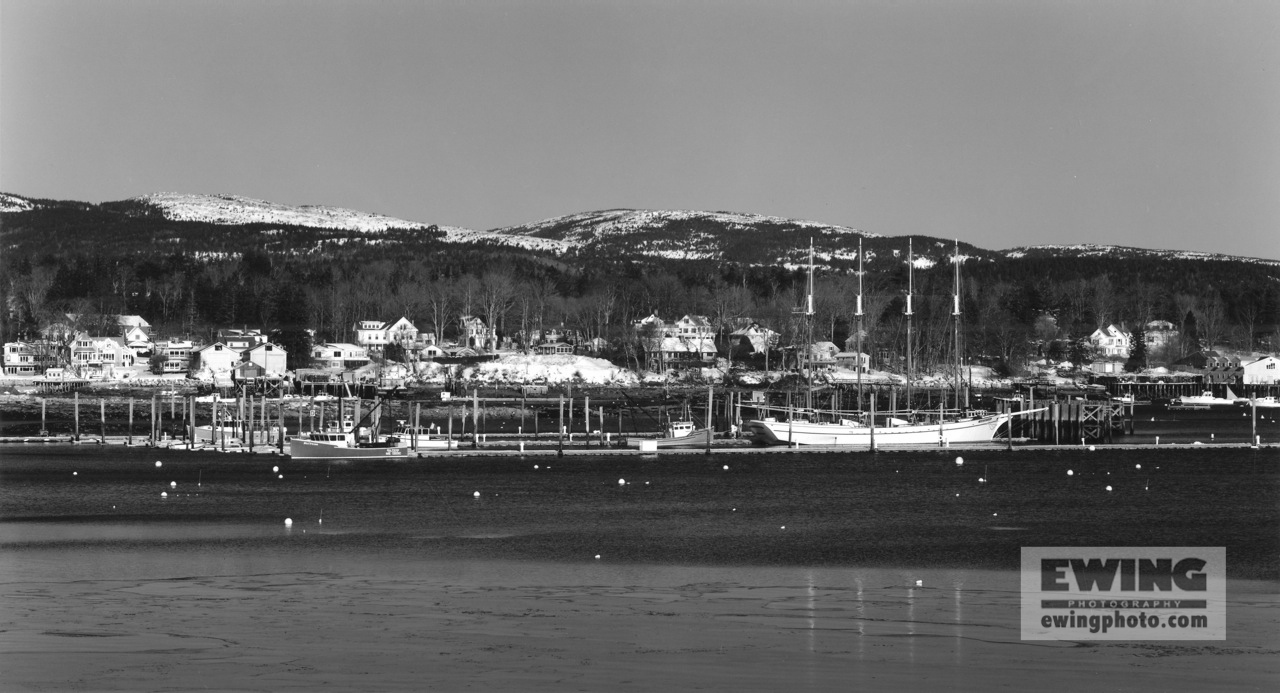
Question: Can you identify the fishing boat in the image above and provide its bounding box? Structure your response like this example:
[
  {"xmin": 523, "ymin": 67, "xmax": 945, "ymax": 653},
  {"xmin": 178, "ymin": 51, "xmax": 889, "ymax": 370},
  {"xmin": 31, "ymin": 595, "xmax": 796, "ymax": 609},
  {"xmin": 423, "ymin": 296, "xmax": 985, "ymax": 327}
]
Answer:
[
  {"xmin": 1170, "ymin": 389, "xmax": 1237, "ymax": 410},
  {"xmin": 392, "ymin": 421, "xmax": 459, "ymax": 450},
  {"xmin": 628, "ymin": 419, "xmax": 713, "ymax": 449},
  {"xmin": 287, "ymin": 393, "xmax": 410, "ymax": 459},
  {"xmin": 744, "ymin": 238, "xmax": 1035, "ymax": 447}
]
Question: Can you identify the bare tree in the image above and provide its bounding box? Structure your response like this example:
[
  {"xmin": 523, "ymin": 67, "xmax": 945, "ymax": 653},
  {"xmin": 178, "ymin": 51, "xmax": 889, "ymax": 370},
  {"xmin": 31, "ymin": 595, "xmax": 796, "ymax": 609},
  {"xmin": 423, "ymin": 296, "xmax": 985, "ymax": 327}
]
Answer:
[{"xmin": 1193, "ymin": 295, "xmax": 1228, "ymax": 351}]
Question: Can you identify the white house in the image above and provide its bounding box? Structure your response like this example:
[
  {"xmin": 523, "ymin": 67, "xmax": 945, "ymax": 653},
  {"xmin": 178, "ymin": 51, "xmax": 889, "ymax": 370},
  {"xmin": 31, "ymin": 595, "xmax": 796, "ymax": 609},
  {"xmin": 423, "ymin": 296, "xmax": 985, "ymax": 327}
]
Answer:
[
  {"xmin": 834, "ymin": 351, "xmax": 871, "ymax": 371},
  {"xmin": 354, "ymin": 320, "xmax": 392, "ymax": 352},
  {"xmin": 122, "ymin": 325, "xmax": 152, "ymax": 356},
  {"xmin": 190, "ymin": 342, "xmax": 240, "ymax": 375},
  {"xmin": 1089, "ymin": 324, "xmax": 1132, "ymax": 359},
  {"xmin": 153, "ymin": 339, "xmax": 194, "ymax": 373},
  {"xmin": 311, "ymin": 343, "xmax": 369, "ymax": 369},
  {"xmin": 72, "ymin": 336, "xmax": 135, "ymax": 370},
  {"xmin": 534, "ymin": 342, "xmax": 574, "ymax": 355},
  {"xmin": 634, "ymin": 314, "xmax": 717, "ymax": 369},
  {"xmin": 458, "ymin": 316, "xmax": 495, "ymax": 350},
  {"xmin": 117, "ymin": 315, "xmax": 151, "ymax": 336},
  {"xmin": 808, "ymin": 341, "xmax": 839, "ymax": 368},
  {"xmin": 243, "ymin": 342, "xmax": 288, "ymax": 374},
  {"xmin": 3, "ymin": 342, "xmax": 39, "ymax": 375},
  {"xmin": 1241, "ymin": 356, "xmax": 1280, "ymax": 385}
]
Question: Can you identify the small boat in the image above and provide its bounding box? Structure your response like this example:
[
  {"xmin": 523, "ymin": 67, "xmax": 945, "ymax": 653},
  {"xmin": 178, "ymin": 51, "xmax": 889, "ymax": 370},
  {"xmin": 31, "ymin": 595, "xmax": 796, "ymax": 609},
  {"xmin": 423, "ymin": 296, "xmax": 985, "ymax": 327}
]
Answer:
[
  {"xmin": 628, "ymin": 420, "xmax": 713, "ymax": 448},
  {"xmin": 1170, "ymin": 390, "xmax": 1236, "ymax": 409},
  {"xmin": 1237, "ymin": 396, "xmax": 1280, "ymax": 409},
  {"xmin": 393, "ymin": 421, "xmax": 459, "ymax": 450}
]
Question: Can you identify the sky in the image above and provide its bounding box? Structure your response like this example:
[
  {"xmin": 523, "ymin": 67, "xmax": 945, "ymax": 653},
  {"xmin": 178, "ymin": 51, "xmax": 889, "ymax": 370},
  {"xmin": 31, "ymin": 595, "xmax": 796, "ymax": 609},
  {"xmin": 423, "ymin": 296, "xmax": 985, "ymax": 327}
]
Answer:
[{"xmin": 2, "ymin": 0, "xmax": 1277, "ymax": 258}]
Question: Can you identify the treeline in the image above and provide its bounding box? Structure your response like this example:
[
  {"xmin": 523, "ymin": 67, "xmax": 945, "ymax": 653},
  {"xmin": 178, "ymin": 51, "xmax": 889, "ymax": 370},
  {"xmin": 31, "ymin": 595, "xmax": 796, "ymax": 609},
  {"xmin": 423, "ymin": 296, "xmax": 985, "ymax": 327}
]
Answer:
[{"xmin": 3, "ymin": 240, "xmax": 1277, "ymax": 375}]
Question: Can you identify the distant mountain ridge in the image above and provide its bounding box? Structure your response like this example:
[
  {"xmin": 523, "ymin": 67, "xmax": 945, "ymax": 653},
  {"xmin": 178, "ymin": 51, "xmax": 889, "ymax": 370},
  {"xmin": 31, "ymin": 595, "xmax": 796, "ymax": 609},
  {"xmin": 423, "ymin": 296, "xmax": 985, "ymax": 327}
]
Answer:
[{"xmin": 2, "ymin": 191, "xmax": 1276, "ymax": 269}]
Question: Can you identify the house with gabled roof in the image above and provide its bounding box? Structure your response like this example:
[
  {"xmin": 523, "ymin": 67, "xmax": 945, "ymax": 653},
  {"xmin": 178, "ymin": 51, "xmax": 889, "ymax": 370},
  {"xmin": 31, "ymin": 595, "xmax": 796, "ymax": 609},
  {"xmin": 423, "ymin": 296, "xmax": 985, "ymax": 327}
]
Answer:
[
  {"xmin": 117, "ymin": 315, "xmax": 151, "ymax": 336},
  {"xmin": 219, "ymin": 328, "xmax": 268, "ymax": 350},
  {"xmin": 1241, "ymin": 355, "xmax": 1280, "ymax": 385},
  {"xmin": 243, "ymin": 342, "xmax": 287, "ymax": 374},
  {"xmin": 1089, "ymin": 324, "xmax": 1132, "ymax": 359},
  {"xmin": 190, "ymin": 342, "xmax": 240, "ymax": 375},
  {"xmin": 458, "ymin": 316, "xmax": 494, "ymax": 350}
]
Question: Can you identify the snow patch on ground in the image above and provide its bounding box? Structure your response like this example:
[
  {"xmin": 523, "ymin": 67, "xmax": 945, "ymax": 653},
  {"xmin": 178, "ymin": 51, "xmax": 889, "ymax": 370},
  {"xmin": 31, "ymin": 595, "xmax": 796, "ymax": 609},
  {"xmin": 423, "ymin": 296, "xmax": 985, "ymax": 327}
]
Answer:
[{"xmin": 461, "ymin": 354, "xmax": 639, "ymax": 385}]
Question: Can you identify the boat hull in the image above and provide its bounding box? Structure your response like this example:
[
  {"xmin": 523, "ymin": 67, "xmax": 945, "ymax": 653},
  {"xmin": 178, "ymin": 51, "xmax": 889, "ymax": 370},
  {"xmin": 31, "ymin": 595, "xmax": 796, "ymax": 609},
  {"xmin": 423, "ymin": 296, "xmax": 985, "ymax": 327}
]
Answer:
[
  {"xmin": 743, "ymin": 414, "xmax": 1011, "ymax": 447},
  {"xmin": 628, "ymin": 428, "xmax": 713, "ymax": 449},
  {"xmin": 288, "ymin": 438, "xmax": 411, "ymax": 459}
]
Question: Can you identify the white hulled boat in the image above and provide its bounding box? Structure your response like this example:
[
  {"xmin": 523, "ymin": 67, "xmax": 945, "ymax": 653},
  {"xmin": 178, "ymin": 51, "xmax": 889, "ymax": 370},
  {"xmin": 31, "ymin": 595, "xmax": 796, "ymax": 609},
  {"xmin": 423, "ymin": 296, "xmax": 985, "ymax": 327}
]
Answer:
[
  {"xmin": 1170, "ymin": 388, "xmax": 1238, "ymax": 409},
  {"xmin": 392, "ymin": 421, "xmax": 459, "ymax": 450},
  {"xmin": 288, "ymin": 422, "xmax": 410, "ymax": 459},
  {"xmin": 742, "ymin": 407, "xmax": 1040, "ymax": 447}
]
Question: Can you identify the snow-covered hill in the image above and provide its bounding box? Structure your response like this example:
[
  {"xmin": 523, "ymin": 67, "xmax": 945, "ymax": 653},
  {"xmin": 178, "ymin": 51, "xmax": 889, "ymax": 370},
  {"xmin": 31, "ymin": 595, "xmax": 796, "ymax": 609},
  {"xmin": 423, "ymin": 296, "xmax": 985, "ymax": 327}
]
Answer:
[
  {"xmin": 0, "ymin": 193, "xmax": 36, "ymax": 213},
  {"xmin": 133, "ymin": 192, "xmax": 571, "ymax": 252},
  {"xmin": 1002, "ymin": 244, "xmax": 1280, "ymax": 267},
  {"xmin": 493, "ymin": 208, "xmax": 880, "ymax": 264}
]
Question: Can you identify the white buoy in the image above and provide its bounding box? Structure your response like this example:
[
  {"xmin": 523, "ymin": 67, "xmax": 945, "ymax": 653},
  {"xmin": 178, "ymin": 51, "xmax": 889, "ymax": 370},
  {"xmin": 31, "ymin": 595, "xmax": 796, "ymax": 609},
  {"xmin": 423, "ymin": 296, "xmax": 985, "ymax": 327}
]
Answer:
[
  {"xmin": 170, "ymin": 481, "xmax": 176, "ymax": 488},
  {"xmin": 722, "ymin": 465, "xmax": 729, "ymax": 470},
  {"xmin": 284, "ymin": 518, "xmax": 293, "ymax": 526},
  {"xmin": 955, "ymin": 456, "xmax": 964, "ymax": 466},
  {"xmin": 915, "ymin": 579, "xmax": 923, "ymax": 587},
  {"xmin": 273, "ymin": 466, "xmax": 279, "ymax": 473},
  {"xmin": 992, "ymin": 512, "xmax": 997, "ymax": 516},
  {"xmin": 160, "ymin": 491, "xmax": 167, "ymax": 498},
  {"xmin": 955, "ymin": 493, "xmax": 960, "ymax": 497},
  {"xmin": 1135, "ymin": 464, "xmax": 1141, "ymax": 469},
  {"xmin": 780, "ymin": 526, "xmax": 786, "ymax": 530},
  {"xmin": 618, "ymin": 478, "xmax": 625, "ymax": 485},
  {"xmin": 534, "ymin": 464, "xmax": 539, "ymax": 469},
  {"xmin": 73, "ymin": 472, "xmax": 78, "ymax": 476},
  {"xmin": 278, "ymin": 474, "xmax": 283, "ymax": 479},
  {"xmin": 645, "ymin": 481, "xmax": 649, "ymax": 485},
  {"xmin": 979, "ymin": 477, "xmax": 986, "ymax": 483},
  {"xmin": 473, "ymin": 491, "xmax": 480, "ymax": 498},
  {"xmin": 594, "ymin": 554, "xmax": 601, "ymax": 559},
  {"xmin": 1067, "ymin": 470, "xmax": 1074, "ymax": 476},
  {"xmin": 1088, "ymin": 445, "xmax": 1096, "ymax": 451},
  {"xmin": 1106, "ymin": 485, "xmax": 1113, "ymax": 492},
  {"xmin": 155, "ymin": 461, "xmax": 162, "ymax": 468}
]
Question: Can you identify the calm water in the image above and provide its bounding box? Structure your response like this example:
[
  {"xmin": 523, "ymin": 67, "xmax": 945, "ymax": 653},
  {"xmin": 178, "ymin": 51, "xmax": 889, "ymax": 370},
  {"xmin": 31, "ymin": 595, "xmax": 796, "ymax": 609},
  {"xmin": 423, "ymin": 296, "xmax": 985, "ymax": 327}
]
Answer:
[{"xmin": 2, "ymin": 443, "xmax": 1276, "ymax": 580}]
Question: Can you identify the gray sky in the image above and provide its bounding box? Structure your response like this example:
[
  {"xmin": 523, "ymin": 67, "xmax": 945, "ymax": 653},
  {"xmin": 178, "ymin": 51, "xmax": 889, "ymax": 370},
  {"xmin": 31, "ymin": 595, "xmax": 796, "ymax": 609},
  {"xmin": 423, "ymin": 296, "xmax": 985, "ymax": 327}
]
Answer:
[{"xmin": 2, "ymin": 0, "xmax": 1277, "ymax": 257}]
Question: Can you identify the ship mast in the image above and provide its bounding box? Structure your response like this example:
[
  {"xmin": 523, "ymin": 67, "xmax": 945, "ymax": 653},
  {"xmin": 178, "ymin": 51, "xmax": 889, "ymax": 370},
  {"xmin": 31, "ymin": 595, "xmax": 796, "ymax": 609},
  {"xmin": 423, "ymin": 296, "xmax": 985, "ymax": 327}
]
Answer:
[
  {"xmin": 855, "ymin": 236, "xmax": 864, "ymax": 414},
  {"xmin": 905, "ymin": 238, "xmax": 914, "ymax": 416},
  {"xmin": 952, "ymin": 239, "xmax": 962, "ymax": 412},
  {"xmin": 793, "ymin": 238, "xmax": 816, "ymax": 410}
]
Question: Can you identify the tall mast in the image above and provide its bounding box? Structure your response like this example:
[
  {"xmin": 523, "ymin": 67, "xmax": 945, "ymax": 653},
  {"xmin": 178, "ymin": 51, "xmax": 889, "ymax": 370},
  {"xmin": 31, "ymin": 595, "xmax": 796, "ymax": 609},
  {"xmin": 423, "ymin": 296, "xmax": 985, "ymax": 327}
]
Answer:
[
  {"xmin": 855, "ymin": 236, "xmax": 864, "ymax": 413},
  {"xmin": 952, "ymin": 239, "xmax": 962, "ymax": 412},
  {"xmin": 794, "ymin": 238, "xmax": 815, "ymax": 410},
  {"xmin": 905, "ymin": 238, "xmax": 914, "ymax": 415}
]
